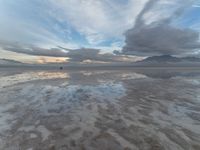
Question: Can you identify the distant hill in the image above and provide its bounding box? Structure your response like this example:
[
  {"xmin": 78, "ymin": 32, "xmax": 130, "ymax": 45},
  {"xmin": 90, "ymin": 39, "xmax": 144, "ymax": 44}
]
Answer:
[
  {"xmin": 1, "ymin": 56, "xmax": 200, "ymax": 68},
  {"xmin": 134, "ymin": 55, "xmax": 200, "ymax": 66}
]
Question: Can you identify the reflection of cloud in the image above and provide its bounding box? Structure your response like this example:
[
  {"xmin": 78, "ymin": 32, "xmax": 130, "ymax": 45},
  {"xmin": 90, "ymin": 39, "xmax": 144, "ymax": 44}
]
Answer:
[
  {"xmin": 0, "ymin": 80, "xmax": 125, "ymax": 135},
  {"xmin": 0, "ymin": 71, "xmax": 69, "ymax": 88},
  {"xmin": 1, "ymin": 70, "xmax": 200, "ymax": 149},
  {"xmin": 68, "ymin": 70, "xmax": 147, "ymax": 85},
  {"xmin": 19, "ymin": 82, "xmax": 126, "ymax": 116},
  {"xmin": 133, "ymin": 69, "xmax": 200, "ymax": 79}
]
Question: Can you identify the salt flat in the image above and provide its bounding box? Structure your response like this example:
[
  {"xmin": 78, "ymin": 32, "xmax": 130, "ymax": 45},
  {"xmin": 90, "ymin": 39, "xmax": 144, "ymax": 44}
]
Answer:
[{"xmin": 0, "ymin": 68, "xmax": 200, "ymax": 150}]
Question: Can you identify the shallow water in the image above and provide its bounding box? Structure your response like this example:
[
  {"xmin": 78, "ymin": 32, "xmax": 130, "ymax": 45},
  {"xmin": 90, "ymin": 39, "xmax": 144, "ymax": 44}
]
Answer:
[{"xmin": 0, "ymin": 68, "xmax": 200, "ymax": 150}]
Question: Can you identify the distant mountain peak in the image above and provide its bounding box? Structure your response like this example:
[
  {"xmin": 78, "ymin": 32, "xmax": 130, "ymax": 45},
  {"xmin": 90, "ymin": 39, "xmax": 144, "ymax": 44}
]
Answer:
[
  {"xmin": 135, "ymin": 55, "xmax": 200, "ymax": 66},
  {"xmin": 140, "ymin": 55, "xmax": 181, "ymax": 62}
]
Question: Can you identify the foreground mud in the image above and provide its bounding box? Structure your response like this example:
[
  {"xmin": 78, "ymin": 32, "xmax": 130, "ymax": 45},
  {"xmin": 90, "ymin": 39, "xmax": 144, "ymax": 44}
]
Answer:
[{"xmin": 0, "ymin": 69, "xmax": 200, "ymax": 150}]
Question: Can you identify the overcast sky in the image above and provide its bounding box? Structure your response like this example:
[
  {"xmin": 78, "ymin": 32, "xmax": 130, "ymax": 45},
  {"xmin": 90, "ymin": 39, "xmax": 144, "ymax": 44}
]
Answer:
[{"xmin": 0, "ymin": 0, "xmax": 200, "ymax": 64}]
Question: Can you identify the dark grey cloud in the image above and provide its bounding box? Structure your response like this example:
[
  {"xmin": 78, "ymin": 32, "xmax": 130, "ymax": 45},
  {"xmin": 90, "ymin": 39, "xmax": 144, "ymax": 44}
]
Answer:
[
  {"xmin": 0, "ymin": 41, "xmax": 69, "ymax": 57},
  {"xmin": 62, "ymin": 48, "xmax": 101, "ymax": 62},
  {"xmin": 60, "ymin": 47, "xmax": 133, "ymax": 62},
  {"xmin": 0, "ymin": 41, "xmax": 133, "ymax": 63},
  {"xmin": 123, "ymin": 24, "xmax": 200, "ymax": 56},
  {"xmin": 121, "ymin": 0, "xmax": 200, "ymax": 56}
]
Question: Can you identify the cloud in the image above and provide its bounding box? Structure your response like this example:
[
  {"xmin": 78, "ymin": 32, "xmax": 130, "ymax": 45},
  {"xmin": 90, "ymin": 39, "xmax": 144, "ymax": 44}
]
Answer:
[
  {"xmin": 193, "ymin": 5, "xmax": 200, "ymax": 8},
  {"xmin": 121, "ymin": 0, "xmax": 200, "ymax": 56},
  {"xmin": 0, "ymin": 41, "xmax": 138, "ymax": 63},
  {"xmin": 123, "ymin": 24, "xmax": 200, "ymax": 56},
  {"xmin": 48, "ymin": 0, "xmax": 148, "ymax": 45},
  {"xmin": 60, "ymin": 47, "xmax": 139, "ymax": 63},
  {"xmin": 62, "ymin": 48, "xmax": 101, "ymax": 62},
  {"xmin": 0, "ymin": 41, "xmax": 69, "ymax": 57},
  {"xmin": 1, "ymin": 0, "xmax": 199, "ymax": 62},
  {"xmin": 0, "ymin": 0, "xmax": 148, "ymax": 48},
  {"xmin": 0, "ymin": 0, "xmax": 77, "ymax": 48}
]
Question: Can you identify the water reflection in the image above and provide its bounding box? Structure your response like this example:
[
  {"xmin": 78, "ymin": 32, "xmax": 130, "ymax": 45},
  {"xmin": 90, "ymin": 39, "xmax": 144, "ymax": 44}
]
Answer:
[
  {"xmin": 0, "ymin": 68, "xmax": 200, "ymax": 150},
  {"xmin": 0, "ymin": 71, "xmax": 69, "ymax": 88},
  {"xmin": 133, "ymin": 68, "xmax": 200, "ymax": 79}
]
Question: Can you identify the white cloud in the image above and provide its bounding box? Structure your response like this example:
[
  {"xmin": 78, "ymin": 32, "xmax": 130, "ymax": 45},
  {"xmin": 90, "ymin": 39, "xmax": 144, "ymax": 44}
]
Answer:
[
  {"xmin": 0, "ymin": 0, "xmax": 199, "ymax": 61},
  {"xmin": 192, "ymin": 5, "xmax": 200, "ymax": 8},
  {"xmin": 0, "ymin": 0, "xmax": 78, "ymax": 49},
  {"xmin": 49, "ymin": 0, "xmax": 148, "ymax": 45},
  {"xmin": 0, "ymin": 0, "xmax": 149, "ymax": 48}
]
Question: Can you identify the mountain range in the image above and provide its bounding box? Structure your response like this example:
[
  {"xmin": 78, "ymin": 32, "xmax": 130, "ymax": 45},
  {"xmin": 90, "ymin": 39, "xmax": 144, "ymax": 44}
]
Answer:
[
  {"xmin": 134, "ymin": 55, "xmax": 200, "ymax": 67},
  {"xmin": 1, "ymin": 55, "xmax": 200, "ymax": 67}
]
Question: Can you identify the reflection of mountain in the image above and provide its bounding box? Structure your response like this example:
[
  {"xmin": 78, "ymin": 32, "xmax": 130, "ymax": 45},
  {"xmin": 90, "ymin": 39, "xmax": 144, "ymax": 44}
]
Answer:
[
  {"xmin": 67, "ymin": 69, "xmax": 200, "ymax": 82},
  {"xmin": 0, "ymin": 59, "xmax": 23, "ymax": 66},
  {"xmin": 135, "ymin": 55, "xmax": 200, "ymax": 66},
  {"xmin": 133, "ymin": 69, "xmax": 200, "ymax": 79}
]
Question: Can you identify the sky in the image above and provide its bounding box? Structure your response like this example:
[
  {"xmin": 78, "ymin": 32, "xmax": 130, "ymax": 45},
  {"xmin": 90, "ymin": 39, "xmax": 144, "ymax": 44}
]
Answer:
[{"xmin": 0, "ymin": 0, "xmax": 200, "ymax": 64}]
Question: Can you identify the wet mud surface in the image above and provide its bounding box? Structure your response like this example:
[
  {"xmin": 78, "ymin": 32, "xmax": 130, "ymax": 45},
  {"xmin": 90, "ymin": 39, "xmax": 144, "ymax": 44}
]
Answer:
[{"xmin": 0, "ymin": 68, "xmax": 200, "ymax": 150}]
